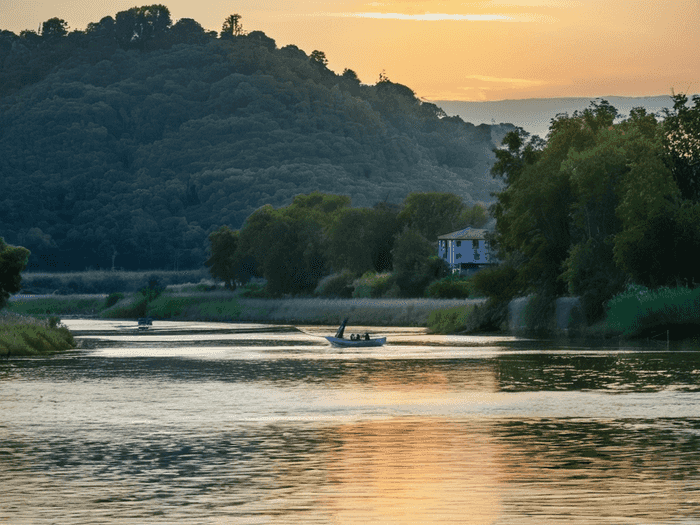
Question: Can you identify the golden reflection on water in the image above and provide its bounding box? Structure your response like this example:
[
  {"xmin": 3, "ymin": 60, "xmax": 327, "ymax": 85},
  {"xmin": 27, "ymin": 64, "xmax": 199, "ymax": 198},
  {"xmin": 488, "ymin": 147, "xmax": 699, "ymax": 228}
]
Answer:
[
  {"xmin": 4, "ymin": 320, "xmax": 700, "ymax": 524},
  {"xmin": 321, "ymin": 417, "xmax": 501, "ymax": 524}
]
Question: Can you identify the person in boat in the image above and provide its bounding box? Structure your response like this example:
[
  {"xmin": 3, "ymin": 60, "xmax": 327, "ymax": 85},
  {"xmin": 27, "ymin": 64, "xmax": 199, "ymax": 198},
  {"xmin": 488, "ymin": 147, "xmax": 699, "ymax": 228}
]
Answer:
[{"xmin": 364, "ymin": 333, "xmax": 370, "ymax": 340}]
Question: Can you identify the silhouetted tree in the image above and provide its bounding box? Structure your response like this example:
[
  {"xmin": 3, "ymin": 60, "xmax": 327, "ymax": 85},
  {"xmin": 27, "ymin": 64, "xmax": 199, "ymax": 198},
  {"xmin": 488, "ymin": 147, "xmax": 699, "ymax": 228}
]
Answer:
[
  {"xmin": 221, "ymin": 14, "xmax": 245, "ymax": 38},
  {"xmin": 41, "ymin": 18, "xmax": 68, "ymax": 38},
  {"xmin": 0, "ymin": 237, "xmax": 30, "ymax": 309}
]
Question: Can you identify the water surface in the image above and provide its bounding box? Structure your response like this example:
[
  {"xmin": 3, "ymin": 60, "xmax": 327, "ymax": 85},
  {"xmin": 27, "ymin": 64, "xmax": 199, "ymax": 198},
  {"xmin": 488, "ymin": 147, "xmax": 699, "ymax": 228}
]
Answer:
[{"xmin": 2, "ymin": 320, "xmax": 699, "ymax": 523}]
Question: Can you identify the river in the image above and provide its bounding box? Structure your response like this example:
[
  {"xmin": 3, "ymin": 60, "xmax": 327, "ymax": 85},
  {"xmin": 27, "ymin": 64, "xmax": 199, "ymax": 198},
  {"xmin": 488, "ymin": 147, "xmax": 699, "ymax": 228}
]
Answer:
[{"xmin": 2, "ymin": 319, "xmax": 699, "ymax": 524}]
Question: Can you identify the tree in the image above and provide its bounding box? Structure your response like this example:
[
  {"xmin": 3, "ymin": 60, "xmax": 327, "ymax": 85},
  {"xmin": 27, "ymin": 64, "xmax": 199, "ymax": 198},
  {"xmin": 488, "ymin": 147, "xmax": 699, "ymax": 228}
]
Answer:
[
  {"xmin": 0, "ymin": 237, "xmax": 30, "ymax": 310},
  {"xmin": 115, "ymin": 4, "xmax": 171, "ymax": 49},
  {"xmin": 221, "ymin": 14, "xmax": 245, "ymax": 38},
  {"xmin": 392, "ymin": 229, "xmax": 446, "ymax": 297},
  {"xmin": 41, "ymin": 18, "xmax": 68, "ymax": 38},
  {"xmin": 663, "ymin": 93, "xmax": 700, "ymax": 202},
  {"xmin": 397, "ymin": 192, "xmax": 465, "ymax": 241},
  {"xmin": 310, "ymin": 50, "xmax": 328, "ymax": 68},
  {"xmin": 205, "ymin": 225, "xmax": 240, "ymax": 289}
]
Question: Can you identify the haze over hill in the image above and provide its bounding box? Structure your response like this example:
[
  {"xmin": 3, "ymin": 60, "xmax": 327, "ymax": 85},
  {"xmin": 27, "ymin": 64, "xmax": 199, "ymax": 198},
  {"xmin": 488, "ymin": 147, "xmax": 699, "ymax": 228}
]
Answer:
[{"xmin": 436, "ymin": 96, "xmax": 679, "ymax": 139}]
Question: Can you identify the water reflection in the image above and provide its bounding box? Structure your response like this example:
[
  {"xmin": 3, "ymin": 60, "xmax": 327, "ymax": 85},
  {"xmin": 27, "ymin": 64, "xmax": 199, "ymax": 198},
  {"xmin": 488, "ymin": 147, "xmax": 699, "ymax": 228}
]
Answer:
[{"xmin": 2, "ymin": 320, "xmax": 700, "ymax": 523}]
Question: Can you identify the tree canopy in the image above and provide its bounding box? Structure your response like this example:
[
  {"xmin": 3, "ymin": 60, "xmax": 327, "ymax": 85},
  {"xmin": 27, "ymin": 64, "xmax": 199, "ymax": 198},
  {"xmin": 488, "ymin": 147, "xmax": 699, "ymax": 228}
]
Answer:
[
  {"xmin": 0, "ymin": 7, "xmax": 511, "ymax": 271},
  {"xmin": 490, "ymin": 97, "xmax": 700, "ymax": 322},
  {"xmin": 0, "ymin": 238, "xmax": 30, "ymax": 309}
]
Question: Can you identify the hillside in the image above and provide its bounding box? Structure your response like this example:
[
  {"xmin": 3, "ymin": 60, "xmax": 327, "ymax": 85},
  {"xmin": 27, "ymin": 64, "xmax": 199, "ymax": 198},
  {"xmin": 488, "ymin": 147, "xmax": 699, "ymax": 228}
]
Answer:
[{"xmin": 0, "ymin": 11, "xmax": 513, "ymax": 271}]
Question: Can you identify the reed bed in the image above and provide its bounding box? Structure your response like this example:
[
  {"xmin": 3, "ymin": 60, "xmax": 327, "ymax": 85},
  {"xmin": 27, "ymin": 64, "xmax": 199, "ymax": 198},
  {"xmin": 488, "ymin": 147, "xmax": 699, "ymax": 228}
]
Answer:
[
  {"xmin": 233, "ymin": 297, "xmax": 486, "ymax": 326},
  {"xmin": 8, "ymin": 295, "xmax": 106, "ymax": 316},
  {"xmin": 606, "ymin": 285, "xmax": 700, "ymax": 338},
  {"xmin": 20, "ymin": 269, "xmax": 209, "ymax": 294},
  {"xmin": 0, "ymin": 313, "xmax": 75, "ymax": 356}
]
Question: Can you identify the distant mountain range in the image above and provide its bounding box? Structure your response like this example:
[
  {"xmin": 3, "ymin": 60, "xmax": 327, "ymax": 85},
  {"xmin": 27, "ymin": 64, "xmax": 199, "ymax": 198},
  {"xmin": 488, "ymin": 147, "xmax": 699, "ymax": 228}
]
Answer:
[{"xmin": 435, "ymin": 95, "xmax": 681, "ymax": 139}]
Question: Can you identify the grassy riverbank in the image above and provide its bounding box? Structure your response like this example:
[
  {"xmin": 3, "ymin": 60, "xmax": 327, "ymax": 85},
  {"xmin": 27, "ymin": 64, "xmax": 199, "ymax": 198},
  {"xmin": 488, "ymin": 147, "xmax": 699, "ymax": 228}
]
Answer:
[
  {"xmin": 0, "ymin": 313, "xmax": 76, "ymax": 356},
  {"xmin": 9, "ymin": 290, "xmax": 484, "ymax": 327}
]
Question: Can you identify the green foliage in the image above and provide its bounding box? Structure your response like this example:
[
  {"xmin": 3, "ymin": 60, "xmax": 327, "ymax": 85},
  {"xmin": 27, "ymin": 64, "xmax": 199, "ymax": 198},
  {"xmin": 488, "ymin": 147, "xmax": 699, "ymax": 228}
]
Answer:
[
  {"xmin": 397, "ymin": 192, "xmax": 466, "ymax": 241},
  {"xmin": 0, "ymin": 237, "xmax": 30, "ymax": 310},
  {"xmin": 0, "ymin": 11, "xmax": 507, "ymax": 271},
  {"xmin": 105, "ymin": 292, "xmax": 124, "ymax": 308},
  {"xmin": 139, "ymin": 274, "xmax": 165, "ymax": 301},
  {"xmin": 9, "ymin": 296, "xmax": 105, "ymax": 316},
  {"xmin": 490, "ymin": 99, "xmax": 700, "ymax": 323},
  {"xmin": 205, "ymin": 225, "xmax": 242, "ymax": 289},
  {"xmin": 606, "ymin": 285, "xmax": 700, "ymax": 338},
  {"xmin": 426, "ymin": 305, "xmax": 474, "ymax": 333},
  {"xmin": 0, "ymin": 313, "xmax": 74, "ymax": 356},
  {"xmin": 392, "ymin": 230, "xmax": 447, "ymax": 297},
  {"xmin": 470, "ymin": 262, "xmax": 520, "ymax": 304},
  {"xmin": 663, "ymin": 94, "xmax": 700, "ymax": 202},
  {"xmin": 19, "ymin": 270, "xmax": 207, "ymax": 294},
  {"xmin": 425, "ymin": 275, "xmax": 472, "ymax": 299},
  {"xmin": 315, "ymin": 271, "xmax": 355, "ymax": 298},
  {"xmin": 460, "ymin": 203, "xmax": 489, "ymax": 229},
  {"xmin": 351, "ymin": 272, "xmax": 397, "ymax": 298}
]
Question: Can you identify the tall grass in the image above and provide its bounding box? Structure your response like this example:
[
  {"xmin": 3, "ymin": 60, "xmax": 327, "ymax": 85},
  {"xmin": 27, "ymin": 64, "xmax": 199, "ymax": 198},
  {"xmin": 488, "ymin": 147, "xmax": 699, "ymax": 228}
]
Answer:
[
  {"xmin": 606, "ymin": 285, "xmax": 700, "ymax": 337},
  {"xmin": 8, "ymin": 296, "xmax": 105, "ymax": 316},
  {"xmin": 0, "ymin": 313, "xmax": 75, "ymax": 356},
  {"xmin": 426, "ymin": 305, "xmax": 476, "ymax": 333},
  {"xmin": 20, "ymin": 269, "xmax": 210, "ymax": 294}
]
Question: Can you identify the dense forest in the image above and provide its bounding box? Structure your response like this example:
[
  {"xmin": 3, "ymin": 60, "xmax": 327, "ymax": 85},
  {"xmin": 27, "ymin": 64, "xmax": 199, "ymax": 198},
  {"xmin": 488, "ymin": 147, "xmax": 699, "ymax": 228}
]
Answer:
[
  {"xmin": 0, "ymin": 6, "xmax": 512, "ymax": 271},
  {"xmin": 477, "ymin": 95, "xmax": 700, "ymax": 326}
]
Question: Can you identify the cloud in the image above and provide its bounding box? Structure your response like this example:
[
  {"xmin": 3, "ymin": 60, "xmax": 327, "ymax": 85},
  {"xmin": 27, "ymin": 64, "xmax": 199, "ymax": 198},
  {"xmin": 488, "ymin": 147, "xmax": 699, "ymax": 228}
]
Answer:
[
  {"xmin": 333, "ymin": 12, "xmax": 512, "ymax": 20},
  {"xmin": 463, "ymin": 75, "xmax": 549, "ymax": 88}
]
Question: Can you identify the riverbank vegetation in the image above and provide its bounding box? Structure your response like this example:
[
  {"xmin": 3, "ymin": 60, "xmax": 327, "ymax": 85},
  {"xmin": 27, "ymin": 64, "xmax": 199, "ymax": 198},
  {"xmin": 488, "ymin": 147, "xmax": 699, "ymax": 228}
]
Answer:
[
  {"xmin": 9, "ymin": 289, "xmax": 480, "ymax": 327},
  {"xmin": 0, "ymin": 313, "xmax": 75, "ymax": 356},
  {"xmin": 441, "ymin": 95, "xmax": 700, "ymax": 338},
  {"xmin": 205, "ymin": 191, "xmax": 487, "ymax": 298}
]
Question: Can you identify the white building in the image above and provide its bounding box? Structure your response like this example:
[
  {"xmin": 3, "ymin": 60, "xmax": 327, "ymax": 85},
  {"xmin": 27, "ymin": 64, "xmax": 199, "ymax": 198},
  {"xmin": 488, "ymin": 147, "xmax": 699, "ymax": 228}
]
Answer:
[{"xmin": 437, "ymin": 227, "xmax": 495, "ymax": 275}]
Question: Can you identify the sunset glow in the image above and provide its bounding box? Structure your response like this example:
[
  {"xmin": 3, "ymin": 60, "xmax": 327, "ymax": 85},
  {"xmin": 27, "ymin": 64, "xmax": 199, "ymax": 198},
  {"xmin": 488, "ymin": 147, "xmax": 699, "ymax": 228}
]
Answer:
[{"xmin": 2, "ymin": 0, "xmax": 699, "ymax": 100}]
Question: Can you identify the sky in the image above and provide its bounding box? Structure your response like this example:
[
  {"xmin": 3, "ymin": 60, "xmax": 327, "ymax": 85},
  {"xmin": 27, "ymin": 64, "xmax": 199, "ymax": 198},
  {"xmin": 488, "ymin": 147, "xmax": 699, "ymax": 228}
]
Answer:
[{"xmin": 2, "ymin": 0, "xmax": 699, "ymax": 101}]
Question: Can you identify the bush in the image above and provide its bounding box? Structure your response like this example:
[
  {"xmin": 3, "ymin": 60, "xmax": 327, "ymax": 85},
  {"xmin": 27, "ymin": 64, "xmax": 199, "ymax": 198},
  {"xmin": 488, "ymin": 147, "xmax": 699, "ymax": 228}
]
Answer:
[
  {"xmin": 315, "ymin": 271, "xmax": 355, "ymax": 298},
  {"xmin": 606, "ymin": 284, "xmax": 700, "ymax": 337},
  {"xmin": 239, "ymin": 282, "xmax": 269, "ymax": 298},
  {"xmin": 105, "ymin": 292, "xmax": 124, "ymax": 308},
  {"xmin": 427, "ymin": 305, "xmax": 474, "ymax": 333},
  {"xmin": 352, "ymin": 272, "xmax": 397, "ymax": 298},
  {"xmin": 470, "ymin": 263, "xmax": 520, "ymax": 303},
  {"xmin": 425, "ymin": 275, "xmax": 472, "ymax": 298}
]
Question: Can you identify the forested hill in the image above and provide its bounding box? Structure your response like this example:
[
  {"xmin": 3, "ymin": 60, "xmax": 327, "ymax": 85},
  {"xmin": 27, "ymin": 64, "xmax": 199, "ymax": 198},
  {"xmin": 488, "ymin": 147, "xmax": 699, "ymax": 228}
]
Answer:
[{"xmin": 0, "ymin": 9, "xmax": 513, "ymax": 271}]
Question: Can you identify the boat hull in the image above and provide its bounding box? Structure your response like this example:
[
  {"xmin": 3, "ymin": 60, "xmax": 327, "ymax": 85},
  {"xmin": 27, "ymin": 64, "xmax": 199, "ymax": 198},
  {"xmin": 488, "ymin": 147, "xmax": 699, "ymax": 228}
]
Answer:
[{"xmin": 324, "ymin": 336, "xmax": 386, "ymax": 348}]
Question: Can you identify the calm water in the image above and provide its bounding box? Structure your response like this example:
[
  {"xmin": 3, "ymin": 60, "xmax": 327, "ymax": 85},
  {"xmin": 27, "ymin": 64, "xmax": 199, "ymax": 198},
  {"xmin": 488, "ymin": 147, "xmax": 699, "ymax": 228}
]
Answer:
[{"xmin": 2, "ymin": 320, "xmax": 700, "ymax": 524}]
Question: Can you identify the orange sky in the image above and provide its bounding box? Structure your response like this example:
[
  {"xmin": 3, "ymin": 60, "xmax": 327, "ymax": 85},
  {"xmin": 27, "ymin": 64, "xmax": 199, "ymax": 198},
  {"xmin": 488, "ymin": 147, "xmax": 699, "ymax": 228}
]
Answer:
[{"xmin": 3, "ymin": 0, "xmax": 700, "ymax": 101}]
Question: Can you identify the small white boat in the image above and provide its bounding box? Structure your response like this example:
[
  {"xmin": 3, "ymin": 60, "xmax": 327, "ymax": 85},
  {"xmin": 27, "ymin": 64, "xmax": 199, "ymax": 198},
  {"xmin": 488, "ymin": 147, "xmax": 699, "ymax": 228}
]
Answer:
[
  {"xmin": 324, "ymin": 335, "xmax": 387, "ymax": 347},
  {"xmin": 325, "ymin": 318, "xmax": 386, "ymax": 347}
]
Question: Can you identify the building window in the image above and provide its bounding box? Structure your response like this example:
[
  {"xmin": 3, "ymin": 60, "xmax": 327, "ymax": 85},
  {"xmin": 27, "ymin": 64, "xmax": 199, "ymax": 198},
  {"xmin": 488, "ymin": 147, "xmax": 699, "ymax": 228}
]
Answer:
[
  {"xmin": 472, "ymin": 240, "xmax": 479, "ymax": 249},
  {"xmin": 456, "ymin": 240, "xmax": 461, "ymax": 247},
  {"xmin": 474, "ymin": 250, "xmax": 480, "ymax": 261},
  {"xmin": 456, "ymin": 253, "xmax": 462, "ymax": 260}
]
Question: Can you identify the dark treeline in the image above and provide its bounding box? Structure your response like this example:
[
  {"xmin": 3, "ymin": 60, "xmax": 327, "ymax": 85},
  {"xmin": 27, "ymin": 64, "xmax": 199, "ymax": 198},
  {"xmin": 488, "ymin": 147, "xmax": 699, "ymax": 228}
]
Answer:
[
  {"xmin": 205, "ymin": 191, "xmax": 488, "ymax": 298},
  {"xmin": 0, "ymin": 6, "xmax": 511, "ymax": 271},
  {"xmin": 476, "ymin": 96, "xmax": 700, "ymax": 327}
]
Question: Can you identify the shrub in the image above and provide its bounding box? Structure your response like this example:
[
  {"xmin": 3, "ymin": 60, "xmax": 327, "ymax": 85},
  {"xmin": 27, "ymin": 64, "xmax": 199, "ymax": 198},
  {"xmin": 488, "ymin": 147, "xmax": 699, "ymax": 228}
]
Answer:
[
  {"xmin": 352, "ymin": 272, "xmax": 396, "ymax": 298},
  {"xmin": 105, "ymin": 292, "xmax": 124, "ymax": 308},
  {"xmin": 427, "ymin": 305, "xmax": 473, "ymax": 333},
  {"xmin": 315, "ymin": 271, "xmax": 355, "ymax": 298},
  {"xmin": 470, "ymin": 263, "xmax": 520, "ymax": 303},
  {"xmin": 606, "ymin": 284, "xmax": 700, "ymax": 337},
  {"xmin": 425, "ymin": 275, "xmax": 472, "ymax": 298}
]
